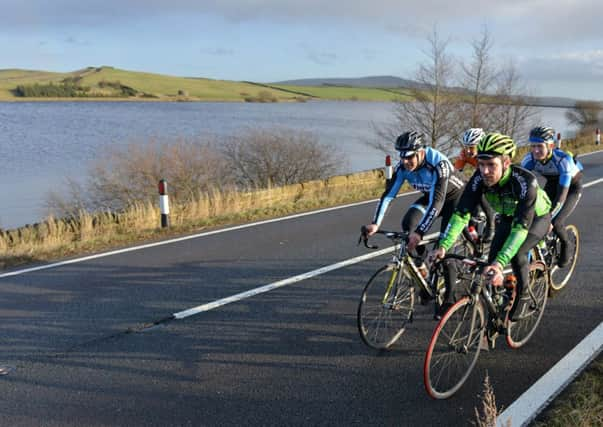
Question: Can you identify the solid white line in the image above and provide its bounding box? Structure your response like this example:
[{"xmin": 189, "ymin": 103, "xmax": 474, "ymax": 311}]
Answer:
[
  {"xmin": 583, "ymin": 177, "xmax": 603, "ymax": 188},
  {"xmin": 497, "ymin": 322, "xmax": 603, "ymax": 427},
  {"xmin": 173, "ymin": 246, "xmax": 397, "ymax": 319},
  {"xmin": 574, "ymin": 149, "xmax": 603, "ymax": 158}
]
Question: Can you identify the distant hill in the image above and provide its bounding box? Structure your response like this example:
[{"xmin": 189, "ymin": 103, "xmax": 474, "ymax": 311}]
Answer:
[
  {"xmin": 0, "ymin": 67, "xmax": 590, "ymax": 107},
  {"xmin": 272, "ymin": 76, "xmax": 586, "ymax": 108},
  {"xmin": 272, "ymin": 75, "xmax": 423, "ymax": 89}
]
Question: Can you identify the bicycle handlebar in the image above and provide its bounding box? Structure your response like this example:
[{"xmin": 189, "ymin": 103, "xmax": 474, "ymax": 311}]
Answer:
[{"xmin": 358, "ymin": 226, "xmax": 408, "ymax": 249}]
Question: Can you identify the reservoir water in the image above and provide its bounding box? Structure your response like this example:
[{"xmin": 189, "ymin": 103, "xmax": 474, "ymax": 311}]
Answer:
[{"xmin": 0, "ymin": 101, "xmax": 576, "ymax": 229}]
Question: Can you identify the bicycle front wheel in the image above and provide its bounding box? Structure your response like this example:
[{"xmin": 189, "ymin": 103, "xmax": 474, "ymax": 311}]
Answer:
[
  {"xmin": 549, "ymin": 224, "xmax": 580, "ymax": 294},
  {"xmin": 506, "ymin": 261, "xmax": 548, "ymax": 349},
  {"xmin": 424, "ymin": 297, "xmax": 485, "ymax": 399},
  {"xmin": 357, "ymin": 264, "xmax": 414, "ymax": 350}
]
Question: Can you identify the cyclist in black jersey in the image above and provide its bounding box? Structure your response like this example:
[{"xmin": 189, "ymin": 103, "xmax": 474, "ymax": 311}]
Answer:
[
  {"xmin": 430, "ymin": 133, "xmax": 552, "ymax": 320},
  {"xmin": 520, "ymin": 126, "xmax": 584, "ymax": 267}
]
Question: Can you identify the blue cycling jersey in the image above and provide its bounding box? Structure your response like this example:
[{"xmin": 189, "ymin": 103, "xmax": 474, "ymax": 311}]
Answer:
[
  {"xmin": 372, "ymin": 147, "xmax": 465, "ymax": 234},
  {"xmin": 520, "ymin": 148, "xmax": 583, "ymax": 188},
  {"xmin": 520, "ymin": 148, "xmax": 583, "ymax": 218}
]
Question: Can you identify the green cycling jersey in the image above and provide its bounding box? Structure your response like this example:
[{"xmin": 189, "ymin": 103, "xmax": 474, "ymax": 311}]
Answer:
[{"xmin": 439, "ymin": 165, "xmax": 551, "ymax": 267}]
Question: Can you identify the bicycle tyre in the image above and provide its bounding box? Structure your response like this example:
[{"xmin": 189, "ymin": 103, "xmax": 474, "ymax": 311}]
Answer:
[
  {"xmin": 549, "ymin": 225, "xmax": 580, "ymax": 294},
  {"xmin": 424, "ymin": 297, "xmax": 485, "ymax": 399},
  {"xmin": 357, "ymin": 264, "xmax": 414, "ymax": 350},
  {"xmin": 506, "ymin": 261, "xmax": 548, "ymax": 349}
]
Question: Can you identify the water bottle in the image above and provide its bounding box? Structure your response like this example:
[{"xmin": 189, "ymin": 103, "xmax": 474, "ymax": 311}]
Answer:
[{"xmin": 467, "ymin": 225, "xmax": 479, "ymax": 243}]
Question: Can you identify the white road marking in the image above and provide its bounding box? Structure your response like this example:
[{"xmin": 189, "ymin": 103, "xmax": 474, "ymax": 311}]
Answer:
[
  {"xmin": 173, "ymin": 245, "xmax": 399, "ymax": 319},
  {"xmin": 497, "ymin": 322, "xmax": 603, "ymax": 427},
  {"xmin": 584, "ymin": 177, "xmax": 603, "ymax": 188}
]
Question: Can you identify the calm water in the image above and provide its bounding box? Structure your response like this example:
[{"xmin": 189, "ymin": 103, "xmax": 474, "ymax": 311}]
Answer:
[{"xmin": 0, "ymin": 101, "xmax": 576, "ymax": 229}]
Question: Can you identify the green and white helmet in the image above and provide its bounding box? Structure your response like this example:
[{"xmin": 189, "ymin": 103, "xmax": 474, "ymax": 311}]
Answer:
[{"xmin": 477, "ymin": 133, "xmax": 516, "ymax": 159}]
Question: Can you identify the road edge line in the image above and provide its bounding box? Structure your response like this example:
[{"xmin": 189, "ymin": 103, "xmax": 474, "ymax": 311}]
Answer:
[{"xmin": 497, "ymin": 322, "xmax": 603, "ymax": 427}]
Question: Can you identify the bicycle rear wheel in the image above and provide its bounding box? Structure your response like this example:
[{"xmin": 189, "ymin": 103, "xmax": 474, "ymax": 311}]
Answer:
[
  {"xmin": 506, "ymin": 261, "xmax": 548, "ymax": 349},
  {"xmin": 549, "ymin": 225, "xmax": 580, "ymax": 294},
  {"xmin": 357, "ymin": 264, "xmax": 414, "ymax": 350},
  {"xmin": 424, "ymin": 297, "xmax": 485, "ymax": 399}
]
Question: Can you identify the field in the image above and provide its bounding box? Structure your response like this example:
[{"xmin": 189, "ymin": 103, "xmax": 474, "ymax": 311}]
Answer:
[{"xmin": 0, "ymin": 67, "xmax": 414, "ymax": 102}]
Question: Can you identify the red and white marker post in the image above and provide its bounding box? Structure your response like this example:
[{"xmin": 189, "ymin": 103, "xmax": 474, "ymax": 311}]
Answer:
[
  {"xmin": 385, "ymin": 155, "xmax": 393, "ymax": 185},
  {"xmin": 158, "ymin": 179, "xmax": 170, "ymax": 228}
]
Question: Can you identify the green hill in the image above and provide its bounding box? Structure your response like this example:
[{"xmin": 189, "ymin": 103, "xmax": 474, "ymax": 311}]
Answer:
[
  {"xmin": 0, "ymin": 66, "xmax": 407, "ymax": 102},
  {"xmin": 0, "ymin": 67, "xmax": 303, "ymax": 102}
]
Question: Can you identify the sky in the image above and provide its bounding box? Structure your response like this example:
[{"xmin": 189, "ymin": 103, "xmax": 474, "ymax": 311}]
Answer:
[{"xmin": 1, "ymin": 0, "xmax": 602, "ymax": 100}]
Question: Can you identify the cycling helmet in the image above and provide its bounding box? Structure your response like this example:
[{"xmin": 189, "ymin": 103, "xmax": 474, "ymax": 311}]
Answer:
[
  {"xmin": 477, "ymin": 133, "xmax": 516, "ymax": 159},
  {"xmin": 395, "ymin": 131, "xmax": 424, "ymax": 157},
  {"xmin": 462, "ymin": 128, "xmax": 485, "ymax": 147},
  {"xmin": 529, "ymin": 126, "xmax": 555, "ymax": 144}
]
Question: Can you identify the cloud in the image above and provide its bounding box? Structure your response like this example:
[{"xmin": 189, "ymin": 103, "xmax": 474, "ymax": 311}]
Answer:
[
  {"xmin": 306, "ymin": 51, "xmax": 338, "ymax": 66},
  {"xmin": 520, "ymin": 49, "xmax": 603, "ymax": 82},
  {"xmin": 200, "ymin": 47, "xmax": 234, "ymax": 56}
]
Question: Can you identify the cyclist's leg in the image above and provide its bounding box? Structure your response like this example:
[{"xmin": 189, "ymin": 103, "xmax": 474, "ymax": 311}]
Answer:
[
  {"xmin": 401, "ymin": 195, "xmax": 429, "ymax": 259},
  {"xmin": 438, "ymin": 196, "xmax": 461, "ymax": 308},
  {"xmin": 508, "ymin": 214, "xmax": 550, "ymax": 320},
  {"xmin": 552, "ymin": 182, "xmax": 582, "ymax": 267}
]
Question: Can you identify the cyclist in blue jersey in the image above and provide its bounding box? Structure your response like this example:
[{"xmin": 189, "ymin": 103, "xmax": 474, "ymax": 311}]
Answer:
[
  {"xmin": 363, "ymin": 131, "xmax": 466, "ymax": 316},
  {"xmin": 521, "ymin": 126, "xmax": 583, "ymax": 267}
]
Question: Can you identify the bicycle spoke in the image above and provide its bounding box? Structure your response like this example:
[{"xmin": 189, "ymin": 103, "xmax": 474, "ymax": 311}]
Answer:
[
  {"xmin": 424, "ymin": 298, "xmax": 484, "ymax": 399},
  {"xmin": 358, "ymin": 265, "xmax": 414, "ymax": 349}
]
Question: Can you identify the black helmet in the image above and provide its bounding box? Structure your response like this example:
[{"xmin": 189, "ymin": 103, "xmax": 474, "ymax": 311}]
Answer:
[
  {"xmin": 395, "ymin": 131, "xmax": 424, "ymax": 157},
  {"xmin": 529, "ymin": 126, "xmax": 555, "ymax": 144}
]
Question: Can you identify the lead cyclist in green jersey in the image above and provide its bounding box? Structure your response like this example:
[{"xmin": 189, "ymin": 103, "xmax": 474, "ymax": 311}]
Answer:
[{"xmin": 430, "ymin": 133, "xmax": 552, "ymax": 320}]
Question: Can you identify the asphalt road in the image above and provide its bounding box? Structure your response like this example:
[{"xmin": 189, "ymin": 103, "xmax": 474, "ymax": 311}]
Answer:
[{"xmin": 1, "ymin": 152, "xmax": 602, "ymax": 427}]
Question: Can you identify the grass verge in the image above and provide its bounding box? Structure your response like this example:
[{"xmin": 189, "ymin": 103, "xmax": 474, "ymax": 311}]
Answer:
[{"xmin": 530, "ymin": 355, "xmax": 603, "ymax": 427}]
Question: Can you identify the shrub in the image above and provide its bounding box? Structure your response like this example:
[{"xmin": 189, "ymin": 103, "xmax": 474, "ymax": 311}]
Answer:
[{"xmin": 221, "ymin": 128, "xmax": 341, "ymax": 189}]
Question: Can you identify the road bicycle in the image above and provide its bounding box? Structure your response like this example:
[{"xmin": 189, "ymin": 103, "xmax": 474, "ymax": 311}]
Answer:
[
  {"xmin": 356, "ymin": 225, "xmax": 477, "ymax": 350},
  {"xmin": 533, "ymin": 224, "xmax": 580, "ymax": 295},
  {"xmin": 423, "ymin": 249, "xmax": 549, "ymax": 399}
]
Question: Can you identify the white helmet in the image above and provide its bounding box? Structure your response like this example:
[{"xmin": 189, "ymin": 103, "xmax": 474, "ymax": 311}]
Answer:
[{"xmin": 462, "ymin": 128, "xmax": 485, "ymax": 147}]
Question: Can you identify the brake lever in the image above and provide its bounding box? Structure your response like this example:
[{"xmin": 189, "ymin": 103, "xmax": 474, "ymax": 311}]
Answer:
[{"xmin": 358, "ymin": 226, "xmax": 379, "ymax": 249}]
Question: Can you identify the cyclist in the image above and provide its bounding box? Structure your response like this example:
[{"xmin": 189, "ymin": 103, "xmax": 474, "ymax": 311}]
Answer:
[
  {"xmin": 520, "ymin": 126, "xmax": 583, "ymax": 267},
  {"xmin": 455, "ymin": 128, "xmax": 496, "ymax": 243},
  {"xmin": 363, "ymin": 131, "xmax": 466, "ymax": 315},
  {"xmin": 430, "ymin": 133, "xmax": 552, "ymax": 321}
]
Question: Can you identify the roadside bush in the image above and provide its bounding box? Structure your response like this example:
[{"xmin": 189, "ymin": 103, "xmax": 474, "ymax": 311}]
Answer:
[
  {"xmin": 47, "ymin": 137, "xmax": 234, "ymax": 216},
  {"xmin": 222, "ymin": 128, "xmax": 341, "ymax": 189},
  {"xmin": 47, "ymin": 129, "xmax": 342, "ymax": 219}
]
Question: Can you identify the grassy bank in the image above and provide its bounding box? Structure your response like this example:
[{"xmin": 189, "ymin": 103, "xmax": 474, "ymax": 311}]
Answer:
[{"xmin": 0, "ymin": 170, "xmax": 388, "ymax": 269}]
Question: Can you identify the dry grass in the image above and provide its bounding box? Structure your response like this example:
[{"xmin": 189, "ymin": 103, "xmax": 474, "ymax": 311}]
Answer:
[
  {"xmin": 473, "ymin": 374, "xmax": 510, "ymax": 427},
  {"xmin": 0, "ymin": 170, "xmax": 386, "ymax": 269},
  {"xmin": 531, "ymin": 356, "xmax": 603, "ymax": 427}
]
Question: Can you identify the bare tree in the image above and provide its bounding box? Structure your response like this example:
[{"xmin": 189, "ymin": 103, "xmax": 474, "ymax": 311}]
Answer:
[
  {"xmin": 491, "ymin": 60, "xmax": 537, "ymax": 142},
  {"xmin": 457, "ymin": 26, "xmax": 499, "ymax": 132},
  {"xmin": 373, "ymin": 27, "xmax": 459, "ymax": 155},
  {"xmin": 565, "ymin": 100, "xmax": 603, "ymax": 132},
  {"xmin": 222, "ymin": 128, "xmax": 340, "ymax": 189}
]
